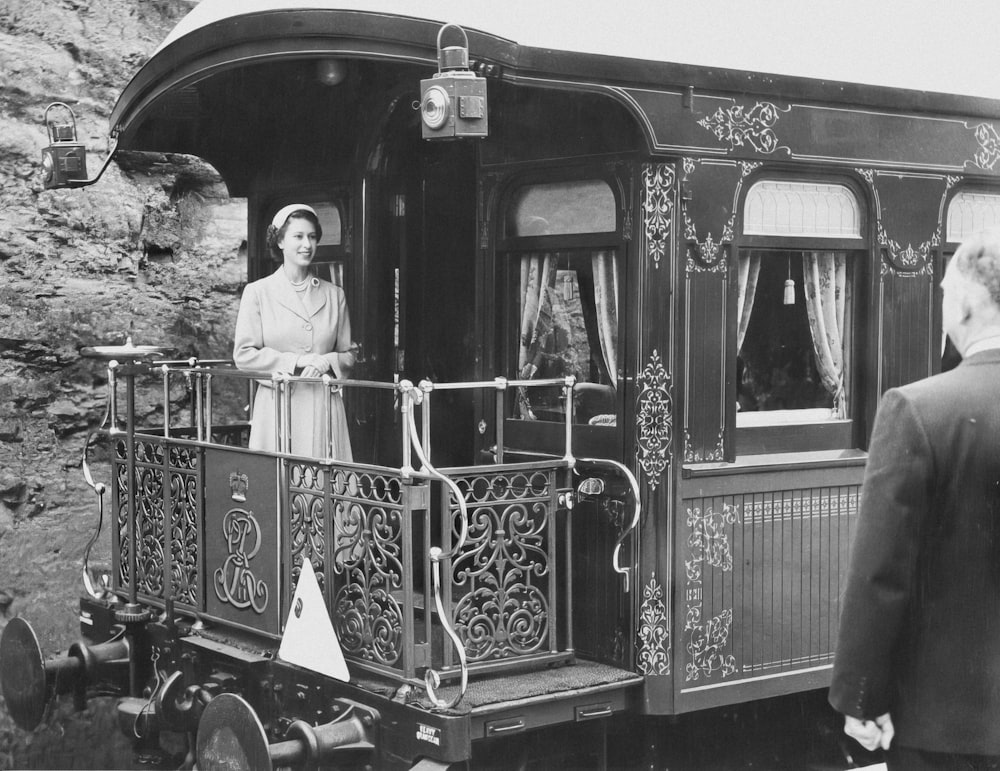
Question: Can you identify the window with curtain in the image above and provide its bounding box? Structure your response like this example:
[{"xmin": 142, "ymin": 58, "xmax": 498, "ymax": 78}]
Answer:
[
  {"xmin": 505, "ymin": 177, "xmax": 620, "ymax": 427},
  {"xmin": 736, "ymin": 250, "xmax": 853, "ymax": 426},
  {"xmin": 737, "ymin": 179, "xmax": 862, "ymax": 441},
  {"xmin": 515, "ymin": 250, "xmax": 618, "ymax": 424}
]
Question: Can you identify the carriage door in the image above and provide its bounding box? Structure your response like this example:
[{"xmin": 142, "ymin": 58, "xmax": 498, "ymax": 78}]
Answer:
[
  {"xmin": 361, "ymin": 97, "xmax": 478, "ymax": 466},
  {"xmin": 490, "ymin": 164, "xmax": 634, "ymax": 667}
]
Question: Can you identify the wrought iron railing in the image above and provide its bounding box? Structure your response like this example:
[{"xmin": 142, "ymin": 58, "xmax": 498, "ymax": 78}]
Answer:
[{"xmin": 98, "ymin": 359, "xmax": 636, "ymax": 708}]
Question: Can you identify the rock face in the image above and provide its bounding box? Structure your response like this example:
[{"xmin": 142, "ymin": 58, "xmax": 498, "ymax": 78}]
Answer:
[{"xmin": 0, "ymin": 1, "xmax": 247, "ymax": 767}]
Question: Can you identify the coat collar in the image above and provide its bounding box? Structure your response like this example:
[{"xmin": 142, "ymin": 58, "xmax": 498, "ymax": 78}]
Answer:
[
  {"xmin": 265, "ymin": 267, "xmax": 328, "ymax": 319},
  {"xmin": 961, "ymin": 348, "xmax": 1000, "ymax": 366}
]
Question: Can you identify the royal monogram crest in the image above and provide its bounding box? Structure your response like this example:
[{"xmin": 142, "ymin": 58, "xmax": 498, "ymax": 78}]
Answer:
[
  {"xmin": 214, "ymin": 508, "xmax": 269, "ymax": 614},
  {"xmin": 229, "ymin": 470, "xmax": 248, "ymax": 502}
]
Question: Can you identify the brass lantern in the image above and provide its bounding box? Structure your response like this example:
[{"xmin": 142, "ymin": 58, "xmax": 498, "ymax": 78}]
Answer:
[
  {"xmin": 42, "ymin": 102, "xmax": 89, "ymax": 189},
  {"xmin": 419, "ymin": 24, "xmax": 488, "ymax": 140}
]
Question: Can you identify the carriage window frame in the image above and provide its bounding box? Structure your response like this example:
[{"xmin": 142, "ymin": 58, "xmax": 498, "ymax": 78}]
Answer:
[
  {"xmin": 733, "ymin": 177, "xmax": 867, "ymax": 457},
  {"xmin": 939, "ymin": 186, "xmax": 1000, "ymax": 372},
  {"xmin": 945, "ymin": 189, "xmax": 1000, "ymax": 244},
  {"xmin": 496, "ymin": 169, "xmax": 626, "ymax": 457}
]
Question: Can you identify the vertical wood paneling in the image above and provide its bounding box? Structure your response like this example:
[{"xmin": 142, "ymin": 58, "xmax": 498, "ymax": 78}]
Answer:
[{"xmin": 634, "ymin": 162, "xmax": 676, "ymax": 710}]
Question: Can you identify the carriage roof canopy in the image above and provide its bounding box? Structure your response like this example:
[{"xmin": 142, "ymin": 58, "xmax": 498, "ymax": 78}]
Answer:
[
  {"xmin": 160, "ymin": 0, "xmax": 1000, "ymax": 101},
  {"xmin": 107, "ymin": 0, "xmax": 1000, "ymax": 172}
]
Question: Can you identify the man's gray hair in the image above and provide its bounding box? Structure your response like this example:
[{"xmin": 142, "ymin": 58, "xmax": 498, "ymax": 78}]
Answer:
[{"xmin": 952, "ymin": 228, "xmax": 1000, "ymax": 308}]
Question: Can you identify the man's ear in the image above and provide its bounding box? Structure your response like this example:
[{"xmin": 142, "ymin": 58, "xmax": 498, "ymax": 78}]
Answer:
[{"xmin": 962, "ymin": 282, "xmax": 991, "ymax": 324}]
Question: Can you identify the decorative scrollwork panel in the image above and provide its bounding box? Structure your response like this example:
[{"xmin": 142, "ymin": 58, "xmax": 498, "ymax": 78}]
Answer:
[
  {"xmin": 135, "ymin": 442, "xmax": 165, "ymax": 599},
  {"xmin": 289, "ymin": 463, "xmax": 326, "ymax": 592},
  {"xmin": 330, "ymin": 469, "xmax": 406, "ymax": 667},
  {"xmin": 169, "ymin": 468, "xmax": 199, "ymax": 606},
  {"xmin": 450, "ymin": 470, "xmax": 555, "ymax": 662}
]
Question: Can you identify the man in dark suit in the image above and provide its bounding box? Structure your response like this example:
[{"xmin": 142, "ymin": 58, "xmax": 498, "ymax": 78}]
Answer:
[{"xmin": 829, "ymin": 228, "xmax": 1000, "ymax": 770}]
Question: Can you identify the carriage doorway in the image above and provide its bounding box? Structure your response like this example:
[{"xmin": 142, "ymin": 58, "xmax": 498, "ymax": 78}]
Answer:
[{"xmin": 359, "ymin": 97, "xmax": 478, "ymax": 467}]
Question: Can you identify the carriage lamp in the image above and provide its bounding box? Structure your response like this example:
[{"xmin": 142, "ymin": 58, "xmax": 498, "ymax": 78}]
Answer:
[
  {"xmin": 419, "ymin": 23, "xmax": 488, "ymax": 139},
  {"xmin": 315, "ymin": 58, "xmax": 347, "ymax": 86},
  {"xmin": 42, "ymin": 102, "xmax": 88, "ymax": 188},
  {"xmin": 41, "ymin": 102, "xmax": 118, "ymax": 189}
]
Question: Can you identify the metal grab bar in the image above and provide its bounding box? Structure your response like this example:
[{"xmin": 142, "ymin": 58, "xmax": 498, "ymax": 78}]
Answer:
[
  {"xmin": 399, "ymin": 381, "xmax": 469, "ymax": 709},
  {"xmin": 423, "ymin": 550, "xmax": 468, "ymax": 710},
  {"xmin": 399, "ymin": 382, "xmax": 469, "ymax": 561},
  {"xmin": 578, "ymin": 457, "xmax": 641, "ymax": 593},
  {"xmin": 79, "ymin": 359, "xmax": 123, "ymax": 601}
]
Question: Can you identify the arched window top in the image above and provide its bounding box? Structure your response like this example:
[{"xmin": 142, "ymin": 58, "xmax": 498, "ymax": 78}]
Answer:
[
  {"xmin": 508, "ymin": 179, "xmax": 616, "ymax": 236},
  {"xmin": 743, "ymin": 180, "xmax": 862, "ymax": 239},
  {"xmin": 313, "ymin": 202, "xmax": 343, "ymax": 246},
  {"xmin": 946, "ymin": 191, "xmax": 1000, "ymax": 243},
  {"xmin": 268, "ymin": 201, "xmax": 342, "ymax": 245}
]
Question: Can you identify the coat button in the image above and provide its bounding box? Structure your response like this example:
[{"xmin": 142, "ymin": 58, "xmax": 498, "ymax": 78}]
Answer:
[{"xmin": 304, "ymin": 323, "xmax": 313, "ymax": 331}]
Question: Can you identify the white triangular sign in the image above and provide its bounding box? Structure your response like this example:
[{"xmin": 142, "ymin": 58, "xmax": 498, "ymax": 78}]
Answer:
[{"xmin": 278, "ymin": 559, "xmax": 350, "ymax": 682}]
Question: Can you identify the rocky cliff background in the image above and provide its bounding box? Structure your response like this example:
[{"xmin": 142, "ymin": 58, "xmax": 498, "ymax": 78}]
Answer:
[{"xmin": 0, "ymin": 1, "xmax": 247, "ymax": 767}]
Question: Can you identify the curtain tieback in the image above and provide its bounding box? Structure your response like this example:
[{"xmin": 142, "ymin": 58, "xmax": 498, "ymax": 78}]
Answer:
[{"xmin": 833, "ymin": 383, "xmax": 846, "ymax": 420}]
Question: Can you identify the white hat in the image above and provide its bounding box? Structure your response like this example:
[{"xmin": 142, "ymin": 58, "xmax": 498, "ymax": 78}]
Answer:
[{"xmin": 271, "ymin": 204, "xmax": 317, "ymax": 230}]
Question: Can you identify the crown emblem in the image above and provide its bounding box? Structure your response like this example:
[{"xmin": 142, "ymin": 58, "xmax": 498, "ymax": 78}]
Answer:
[{"xmin": 229, "ymin": 470, "xmax": 248, "ymax": 502}]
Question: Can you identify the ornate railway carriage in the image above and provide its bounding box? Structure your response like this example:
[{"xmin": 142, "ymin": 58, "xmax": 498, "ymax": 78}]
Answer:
[{"xmin": 4, "ymin": 1, "xmax": 1000, "ymax": 768}]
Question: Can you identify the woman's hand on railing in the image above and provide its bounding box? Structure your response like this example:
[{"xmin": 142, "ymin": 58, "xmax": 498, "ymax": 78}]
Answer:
[{"xmin": 296, "ymin": 353, "xmax": 332, "ymax": 378}]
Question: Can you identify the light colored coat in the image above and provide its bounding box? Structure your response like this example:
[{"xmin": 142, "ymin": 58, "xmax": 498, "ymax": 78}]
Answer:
[{"xmin": 233, "ymin": 267, "xmax": 353, "ymax": 459}]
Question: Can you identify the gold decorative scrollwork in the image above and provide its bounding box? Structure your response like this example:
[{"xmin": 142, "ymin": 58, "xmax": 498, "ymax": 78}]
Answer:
[
  {"xmin": 684, "ymin": 504, "xmax": 740, "ymax": 682},
  {"xmin": 685, "ymin": 243, "xmax": 727, "ymax": 274},
  {"xmin": 684, "ymin": 608, "xmax": 737, "ymax": 682},
  {"xmin": 681, "ymin": 158, "xmax": 758, "ymax": 272},
  {"xmin": 973, "ymin": 123, "xmax": 1000, "ymax": 170},
  {"xmin": 637, "ymin": 573, "xmax": 670, "ymax": 676},
  {"xmin": 698, "ymin": 102, "xmax": 787, "ymax": 154},
  {"xmin": 877, "ymin": 221, "xmax": 938, "ymax": 275},
  {"xmin": 682, "ymin": 429, "xmax": 725, "ymax": 463},
  {"xmin": 684, "ymin": 504, "xmax": 740, "ymax": 582},
  {"xmin": 635, "ymin": 349, "xmax": 672, "ymax": 489},
  {"xmin": 642, "ymin": 163, "xmax": 675, "ymax": 269}
]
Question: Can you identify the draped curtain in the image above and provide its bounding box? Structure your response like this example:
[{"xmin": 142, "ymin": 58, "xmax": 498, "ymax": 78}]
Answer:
[
  {"xmin": 591, "ymin": 251, "xmax": 619, "ymax": 387},
  {"xmin": 736, "ymin": 253, "xmax": 761, "ymax": 352},
  {"xmin": 517, "ymin": 253, "xmax": 555, "ymax": 418},
  {"xmin": 516, "ymin": 251, "xmax": 619, "ymax": 420},
  {"xmin": 801, "ymin": 251, "xmax": 850, "ymax": 418}
]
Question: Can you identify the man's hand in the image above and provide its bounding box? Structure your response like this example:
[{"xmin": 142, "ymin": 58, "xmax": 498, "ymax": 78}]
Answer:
[{"xmin": 844, "ymin": 713, "xmax": 894, "ymax": 751}]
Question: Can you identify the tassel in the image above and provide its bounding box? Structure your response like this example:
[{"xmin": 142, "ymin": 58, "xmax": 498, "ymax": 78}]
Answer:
[{"xmin": 783, "ymin": 278, "xmax": 795, "ymax": 305}]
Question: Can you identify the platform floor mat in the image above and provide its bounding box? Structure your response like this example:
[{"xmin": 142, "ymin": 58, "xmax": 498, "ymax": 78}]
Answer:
[{"xmin": 352, "ymin": 659, "xmax": 640, "ymax": 714}]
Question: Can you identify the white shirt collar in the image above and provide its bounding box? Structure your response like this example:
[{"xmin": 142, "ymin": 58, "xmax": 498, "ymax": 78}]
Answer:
[{"xmin": 963, "ymin": 334, "xmax": 1000, "ymax": 358}]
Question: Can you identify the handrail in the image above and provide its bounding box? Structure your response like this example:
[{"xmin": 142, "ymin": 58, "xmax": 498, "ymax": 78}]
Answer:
[
  {"xmin": 399, "ymin": 381, "xmax": 469, "ymax": 709},
  {"xmin": 79, "ymin": 359, "xmax": 123, "ymax": 601},
  {"xmin": 578, "ymin": 457, "xmax": 642, "ymax": 593},
  {"xmin": 424, "ymin": 549, "xmax": 468, "ymax": 710}
]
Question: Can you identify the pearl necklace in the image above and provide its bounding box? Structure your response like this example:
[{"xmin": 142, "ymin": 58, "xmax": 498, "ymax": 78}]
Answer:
[{"xmin": 287, "ymin": 272, "xmax": 310, "ymax": 292}]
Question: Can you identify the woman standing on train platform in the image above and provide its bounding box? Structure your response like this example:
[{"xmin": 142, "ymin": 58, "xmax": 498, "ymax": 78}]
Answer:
[{"xmin": 233, "ymin": 204, "xmax": 355, "ymax": 459}]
